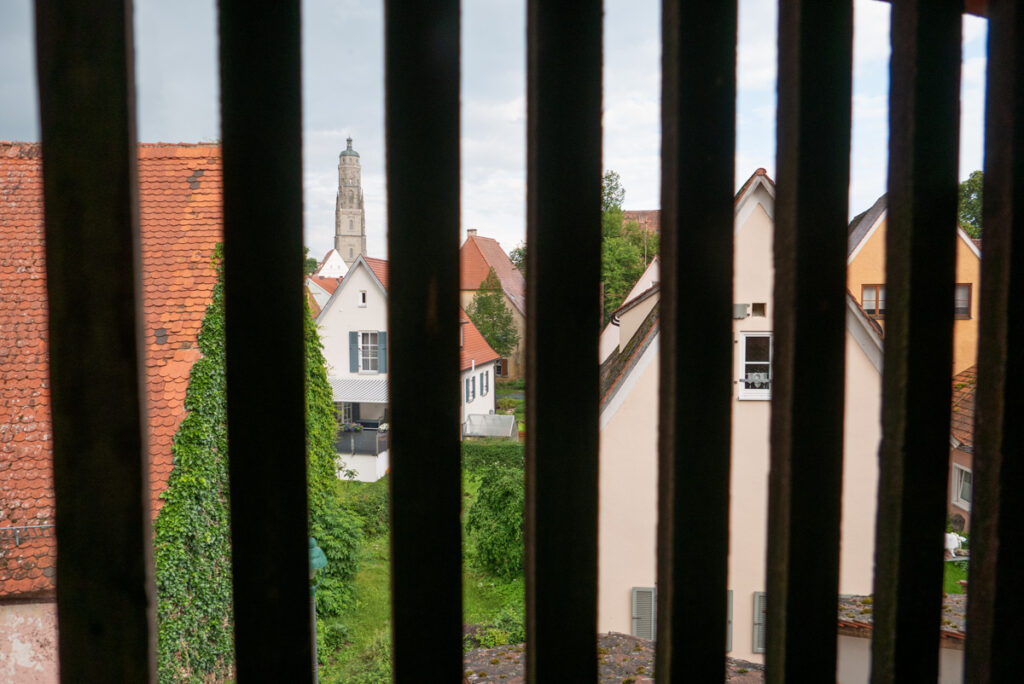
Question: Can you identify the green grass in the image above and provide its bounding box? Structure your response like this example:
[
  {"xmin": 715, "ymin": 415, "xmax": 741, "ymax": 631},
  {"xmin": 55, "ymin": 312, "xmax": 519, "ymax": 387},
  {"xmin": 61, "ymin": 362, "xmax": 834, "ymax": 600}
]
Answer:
[
  {"xmin": 319, "ymin": 536, "xmax": 392, "ymax": 683},
  {"xmin": 944, "ymin": 560, "xmax": 969, "ymax": 594}
]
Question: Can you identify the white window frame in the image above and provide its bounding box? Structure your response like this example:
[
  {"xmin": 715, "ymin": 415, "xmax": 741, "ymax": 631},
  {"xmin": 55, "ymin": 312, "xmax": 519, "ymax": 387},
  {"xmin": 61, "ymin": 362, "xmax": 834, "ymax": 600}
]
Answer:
[
  {"xmin": 738, "ymin": 332, "xmax": 773, "ymax": 400},
  {"xmin": 952, "ymin": 463, "xmax": 972, "ymax": 511},
  {"xmin": 358, "ymin": 331, "xmax": 379, "ymax": 373}
]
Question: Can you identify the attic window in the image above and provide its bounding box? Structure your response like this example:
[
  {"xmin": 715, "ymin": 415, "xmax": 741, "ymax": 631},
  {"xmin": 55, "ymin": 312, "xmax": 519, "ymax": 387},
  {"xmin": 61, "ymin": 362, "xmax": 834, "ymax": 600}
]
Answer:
[
  {"xmin": 862, "ymin": 284, "xmax": 886, "ymax": 318},
  {"xmin": 751, "ymin": 303, "xmax": 766, "ymax": 317},
  {"xmin": 359, "ymin": 290, "xmax": 367, "ymax": 307}
]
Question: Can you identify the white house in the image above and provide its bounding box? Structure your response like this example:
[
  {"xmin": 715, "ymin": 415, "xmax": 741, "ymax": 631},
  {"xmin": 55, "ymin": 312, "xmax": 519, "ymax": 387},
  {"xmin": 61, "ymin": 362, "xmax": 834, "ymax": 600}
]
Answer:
[
  {"xmin": 316, "ymin": 254, "xmax": 391, "ymax": 481},
  {"xmin": 597, "ymin": 169, "xmax": 884, "ymax": 662},
  {"xmin": 306, "ymin": 248, "xmax": 347, "ymax": 311},
  {"xmin": 315, "ymin": 253, "xmax": 501, "ymax": 479}
]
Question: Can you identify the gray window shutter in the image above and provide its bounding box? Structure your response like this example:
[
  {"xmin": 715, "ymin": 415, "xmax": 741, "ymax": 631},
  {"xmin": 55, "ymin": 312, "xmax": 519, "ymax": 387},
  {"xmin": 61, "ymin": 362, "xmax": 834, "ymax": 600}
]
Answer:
[
  {"xmin": 378, "ymin": 331, "xmax": 387, "ymax": 373},
  {"xmin": 349, "ymin": 331, "xmax": 358, "ymax": 372},
  {"xmin": 727, "ymin": 589, "xmax": 733, "ymax": 652},
  {"xmin": 753, "ymin": 591, "xmax": 767, "ymax": 653},
  {"xmin": 631, "ymin": 586, "xmax": 656, "ymax": 640},
  {"xmin": 465, "ymin": 378, "xmax": 469, "ymax": 403}
]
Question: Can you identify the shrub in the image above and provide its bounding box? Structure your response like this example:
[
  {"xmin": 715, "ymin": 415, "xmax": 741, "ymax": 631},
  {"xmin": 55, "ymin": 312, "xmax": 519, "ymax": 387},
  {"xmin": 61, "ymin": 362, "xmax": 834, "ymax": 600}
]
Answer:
[
  {"xmin": 496, "ymin": 397, "xmax": 517, "ymax": 411},
  {"xmin": 462, "ymin": 440, "xmax": 524, "ymax": 475},
  {"xmin": 338, "ymin": 476, "xmax": 391, "ymax": 538},
  {"xmin": 466, "ymin": 466, "xmax": 524, "ymax": 581}
]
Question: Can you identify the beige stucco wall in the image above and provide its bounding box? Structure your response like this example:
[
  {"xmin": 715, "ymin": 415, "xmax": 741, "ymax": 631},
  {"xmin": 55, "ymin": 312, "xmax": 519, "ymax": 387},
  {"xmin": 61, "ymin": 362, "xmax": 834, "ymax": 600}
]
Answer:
[
  {"xmin": 596, "ymin": 183, "xmax": 883, "ymax": 662},
  {"xmin": 837, "ymin": 635, "xmax": 963, "ymax": 683},
  {"xmin": 0, "ymin": 601, "xmax": 58, "ymax": 683},
  {"xmin": 847, "ymin": 217, "xmax": 980, "ymax": 374},
  {"xmin": 597, "ymin": 337, "xmax": 660, "ymax": 633},
  {"xmin": 459, "ymin": 290, "xmax": 525, "ymax": 380}
]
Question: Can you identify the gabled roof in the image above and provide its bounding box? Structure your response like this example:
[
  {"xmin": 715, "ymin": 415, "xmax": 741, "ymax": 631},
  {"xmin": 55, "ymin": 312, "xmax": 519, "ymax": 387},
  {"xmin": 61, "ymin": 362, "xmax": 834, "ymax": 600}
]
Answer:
[
  {"xmin": 308, "ymin": 274, "xmax": 342, "ymax": 296},
  {"xmin": 0, "ymin": 142, "xmax": 222, "ymax": 599},
  {"xmin": 317, "ymin": 254, "xmax": 388, "ymax": 322},
  {"xmin": 460, "ymin": 233, "xmax": 526, "ymax": 316},
  {"xmin": 313, "ymin": 248, "xmax": 347, "ymax": 278},
  {"xmin": 460, "ymin": 309, "xmax": 500, "ymax": 371},
  {"xmin": 950, "ymin": 365, "xmax": 977, "ymax": 450},
  {"xmin": 847, "ymin": 193, "xmax": 983, "ymax": 262}
]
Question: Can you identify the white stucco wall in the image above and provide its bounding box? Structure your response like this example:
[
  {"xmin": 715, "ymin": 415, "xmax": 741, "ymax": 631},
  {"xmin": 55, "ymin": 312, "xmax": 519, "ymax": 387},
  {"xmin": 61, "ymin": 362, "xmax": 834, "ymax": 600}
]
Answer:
[
  {"xmin": 317, "ymin": 261, "xmax": 388, "ymax": 379},
  {"xmin": 337, "ymin": 450, "xmax": 389, "ymax": 482},
  {"xmin": 0, "ymin": 601, "xmax": 58, "ymax": 683},
  {"xmin": 461, "ymin": 361, "xmax": 497, "ymax": 426}
]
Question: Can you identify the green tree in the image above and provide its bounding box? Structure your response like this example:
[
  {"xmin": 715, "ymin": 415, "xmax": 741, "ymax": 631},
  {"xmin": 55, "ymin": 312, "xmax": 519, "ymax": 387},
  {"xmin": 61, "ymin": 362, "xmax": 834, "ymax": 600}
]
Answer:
[
  {"xmin": 958, "ymin": 170, "xmax": 983, "ymax": 239},
  {"xmin": 155, "ymin": 247, "xmax": 361, "ymax": 681},
  {"xmin": 154, "ymin": 246, "xmax": 234, "ymax": 682},
  {"xmin": 601, "ymin": 170, "xmax": 658, "ymax": 322},
  {"xmin": 467, "ymin": 267, "xmax": 520, "ymax": 358},
  {"xmin": 509, "ymin": 242, "xmax": 526, "ymax": 276},
  {"xmin": 303, "ymin": 246, "xmax": 319, "ymax": 275}
]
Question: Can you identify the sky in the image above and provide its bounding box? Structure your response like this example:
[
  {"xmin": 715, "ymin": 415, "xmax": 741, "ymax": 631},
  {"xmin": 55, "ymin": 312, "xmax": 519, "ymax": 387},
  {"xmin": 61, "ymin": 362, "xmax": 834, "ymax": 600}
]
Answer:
[{"xmin": 1, "ymin": 1, "xmax": 989, "ymax": 261}]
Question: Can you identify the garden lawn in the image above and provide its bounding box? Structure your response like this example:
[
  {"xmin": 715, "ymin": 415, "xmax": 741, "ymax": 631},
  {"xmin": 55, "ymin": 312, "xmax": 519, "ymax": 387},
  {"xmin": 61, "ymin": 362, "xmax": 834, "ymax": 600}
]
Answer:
[{"xmin": 943, "ymin": 560, "xmax": 968, "ymax": 595}]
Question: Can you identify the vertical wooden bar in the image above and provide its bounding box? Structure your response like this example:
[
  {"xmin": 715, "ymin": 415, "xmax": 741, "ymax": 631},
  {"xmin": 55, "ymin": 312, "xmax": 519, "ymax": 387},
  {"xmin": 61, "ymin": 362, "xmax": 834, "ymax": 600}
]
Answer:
[
  {"xmin": 656, "ymin": 0, "xmax": 736, "ymax": 680},
  {"xmin": 525, "ymin": 0, "xmax": 601, "ymax": 679},
  {"xmin": 34, "ymin": 1, "xmax": 155, "ymax": 680},
  {"xmin": 765, "ymin": 1, "xmax": 852, "ymax": 681},
  {"xmin": 871, "ymin": 1, "xmax": 962, "ymax": 682},
  {"xmin": 965, "ymin": 0, "xmax": 1024, "ymax": 679},
  {"xmin": 220, "ymin": 1, "xmax": 312, "ymax": 678},
  {"xmin": 385, "ymin": 0, "xmax": 463, "ymax": 679}
]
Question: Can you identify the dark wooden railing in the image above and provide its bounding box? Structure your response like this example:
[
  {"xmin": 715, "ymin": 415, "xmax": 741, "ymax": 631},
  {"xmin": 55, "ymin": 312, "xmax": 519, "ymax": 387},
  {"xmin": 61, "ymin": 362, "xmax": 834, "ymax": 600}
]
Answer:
[{"xmin": 33, "ymin": 0, "xmax": 1020, "ymax": 681}]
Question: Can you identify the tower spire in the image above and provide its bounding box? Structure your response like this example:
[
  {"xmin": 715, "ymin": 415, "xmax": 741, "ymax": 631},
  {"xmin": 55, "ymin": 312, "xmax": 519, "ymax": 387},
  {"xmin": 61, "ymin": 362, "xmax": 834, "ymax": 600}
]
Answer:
[{"xmin": 334, "ymin": 137, "xmax": 366, "ymax": 266}]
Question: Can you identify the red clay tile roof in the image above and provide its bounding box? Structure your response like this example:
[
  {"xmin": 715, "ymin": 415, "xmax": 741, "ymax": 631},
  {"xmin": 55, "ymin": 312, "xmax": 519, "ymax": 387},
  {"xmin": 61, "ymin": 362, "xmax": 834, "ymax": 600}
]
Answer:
[
  {"xmin": 309, "ymin": 274, "xmax": 342, "ymax": 295},
  {"xmin": 306, "ymin": 288, "xmax": 322, "ymax": 318},
  {"xmin": 623, "ymin": 209, "xmax": 660, "ymax": 235},
  {"xmin": 0, "ymin": 141, "xmax": 221, "ymax": 599},
  {"xmin": 460, "ymin": 309, "xmax": 500, "ymax": 371},
  {"xmin": 460, "ymin": 234, "xmax": 526, "ymax": 316},
  {"xmin": 950, "ymin": 365, "xmax": 977, "ymax": 448},
  {"xmin": 364, "ymin": 256, "xmax": 389, "ymax": 291}
]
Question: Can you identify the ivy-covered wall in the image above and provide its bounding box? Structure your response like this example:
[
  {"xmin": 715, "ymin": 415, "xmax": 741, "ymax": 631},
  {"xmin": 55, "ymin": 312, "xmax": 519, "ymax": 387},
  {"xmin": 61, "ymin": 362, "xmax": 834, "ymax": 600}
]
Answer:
[{"xmin": 153, "ymin": 249, "xmax": 361, "ymax": 681}]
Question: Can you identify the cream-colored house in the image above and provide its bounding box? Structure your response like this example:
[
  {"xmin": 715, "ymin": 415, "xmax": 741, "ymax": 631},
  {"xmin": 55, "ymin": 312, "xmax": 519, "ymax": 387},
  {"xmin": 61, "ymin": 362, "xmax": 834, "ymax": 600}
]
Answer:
[
  {"xmin": 597, "ymin": 170, "xmax": 884, "ymax": 662},
  {"xmin": 846, "ymin": 194, "xmax": 982, "ymax": 375}
]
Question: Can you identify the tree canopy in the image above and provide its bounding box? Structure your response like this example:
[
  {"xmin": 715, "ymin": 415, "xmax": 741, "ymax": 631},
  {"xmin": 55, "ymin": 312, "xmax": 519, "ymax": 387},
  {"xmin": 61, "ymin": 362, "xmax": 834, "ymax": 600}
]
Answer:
[
  {"xmin": 467, "ymin": 267, "xmax": 520, "ymax": 358},
  {"xmin": 509, "ymin": 242, "xmax": 526, "ymax": 276},
  {"xmin": 601, "ymin": 170, "xmax": 658, "ymax": 323},
  {"xmin": 958, "ymin": 170, "xmax": 983, "ymax": 239}
]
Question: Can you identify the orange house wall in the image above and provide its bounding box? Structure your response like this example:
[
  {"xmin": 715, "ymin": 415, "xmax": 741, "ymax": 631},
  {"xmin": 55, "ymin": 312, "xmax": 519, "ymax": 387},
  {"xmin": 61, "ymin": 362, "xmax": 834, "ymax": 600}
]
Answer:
[{"xmin": 846, "ymin": 216, "xmax": 980, "ymax": 375}]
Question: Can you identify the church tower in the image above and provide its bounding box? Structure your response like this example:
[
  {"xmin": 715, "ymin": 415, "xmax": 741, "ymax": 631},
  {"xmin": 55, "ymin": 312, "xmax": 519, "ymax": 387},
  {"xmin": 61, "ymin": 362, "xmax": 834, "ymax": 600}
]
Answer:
[{"xmin": 335, "ymin": 137, "xmax": 367, "ymax": 266}]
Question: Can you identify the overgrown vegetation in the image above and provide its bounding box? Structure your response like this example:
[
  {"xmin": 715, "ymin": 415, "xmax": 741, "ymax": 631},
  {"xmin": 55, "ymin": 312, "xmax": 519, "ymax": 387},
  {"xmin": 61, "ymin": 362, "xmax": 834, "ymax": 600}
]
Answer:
[
  {"xmin": 154, "ymin": 247, "xmax": 233, "ymax": 683},
  {"xmin": 320, "ymin": 440, "xmax": 527, "ymax": 680},
  {"xmin": 466, "ymin": 466, "xmax": 524, "ymax": 581},
  {"xmin": 958, "ymin": 170, "xmax": 983, "ymax": 239},
  {"xmin": 154, "ymin": 248, "xmax": 361, "ymax": 681}
]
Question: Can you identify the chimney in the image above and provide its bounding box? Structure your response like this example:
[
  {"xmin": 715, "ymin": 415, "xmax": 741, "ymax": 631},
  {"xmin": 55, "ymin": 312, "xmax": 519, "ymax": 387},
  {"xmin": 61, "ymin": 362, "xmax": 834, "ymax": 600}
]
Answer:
[{"xmin": 467, "ymin": 229, "xmax": 477, "ymax": 237}]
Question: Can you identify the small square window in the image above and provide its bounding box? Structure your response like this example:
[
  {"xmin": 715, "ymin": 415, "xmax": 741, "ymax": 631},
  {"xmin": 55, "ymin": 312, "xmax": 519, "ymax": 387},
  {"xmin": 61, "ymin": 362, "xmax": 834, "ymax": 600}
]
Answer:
[
  {"xmin": 862, "ymin": 284, "xmax": 886, "ymax": 318},
  {"xmin": 954, "ymin": 283, "xmax": 972, "ymax": 319},
  {"xmin": 739, "ymin": 332, "xmax": 772, "ymax": 400},
  {"xmin": 751, "ymin": 303, "xmax": 766, "ymax": 317}
]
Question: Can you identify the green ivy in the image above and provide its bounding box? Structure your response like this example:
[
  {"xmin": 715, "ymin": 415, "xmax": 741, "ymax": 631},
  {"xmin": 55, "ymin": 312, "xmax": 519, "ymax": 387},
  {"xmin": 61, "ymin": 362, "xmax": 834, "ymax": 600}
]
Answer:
[
  {"xmin": 153, "ymin": 248, "xmax": 362, "ymax": 681},
  {"xmin": 466, "ymin": 465, "xmax": 524, "ymax": 582},
  {"xmin": 304, "ymin": 301, "xmax": 363, "ymax": 617},
  {"xmin": 154, "ymin": 246, "xmax": 233, "ymax": 682}
]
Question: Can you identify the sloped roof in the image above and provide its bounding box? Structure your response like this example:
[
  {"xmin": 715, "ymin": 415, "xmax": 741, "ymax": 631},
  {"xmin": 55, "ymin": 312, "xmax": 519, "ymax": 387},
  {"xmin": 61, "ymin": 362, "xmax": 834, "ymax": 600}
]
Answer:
[
  {"xmin": 306, "ymin": 288, "xmax": 322, "ymax": 318},
  {"xmin": 950, "ymin": 365, "xmax": 977, "ymax": 449},
  {"xmin": 364, "ymin": 256, "xmax": 389, "ymax": 291},
  {"xmin": 599, "ymin": 305, "xmax": 660, "ymax": 413},
  {"xmin": 309, "ymin": 274, "xmax": 342, "ymax": 295},
  {"xmin": 0, "ymin": 142, "xmax": 221, "ymax": 598},
  {"xmin": 460, "ymin": 234, "xmax": 526, "ymax": 316},
  {"xmin": 460, "ymin": 308, "xmax": 500, "ymax": 371},
  {"xmin": 847, "ymin": 192, "xmax": 888, "ymax": 257},
  {"xmin": 623, "ymin": 209, "xmax": 660, "ymax": 235}
]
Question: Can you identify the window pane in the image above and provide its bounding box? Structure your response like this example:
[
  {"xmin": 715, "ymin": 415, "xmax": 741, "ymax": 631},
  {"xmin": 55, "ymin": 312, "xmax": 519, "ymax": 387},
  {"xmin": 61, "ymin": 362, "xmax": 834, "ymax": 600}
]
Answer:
[
  {"xmin": 745, "ymin": 336, "xmax": 770, "ymax": 362},
  {"xmin": 877, "ymin": 286, "xmax": 886, "ymax": 314},
  {"xmin": 955, "ymin": 284, "xmax": 970, "ymax": 316},
  {"xmin": 863, "ymin": 286, "xmax": 877, "ymax": 312},
  {"xmin": 960, "ymin": 470, "xmax": 972, "ymax": 503},
  {"xmin": 744, "ymin": 364, "xmax": 771, "ymax": 389}
]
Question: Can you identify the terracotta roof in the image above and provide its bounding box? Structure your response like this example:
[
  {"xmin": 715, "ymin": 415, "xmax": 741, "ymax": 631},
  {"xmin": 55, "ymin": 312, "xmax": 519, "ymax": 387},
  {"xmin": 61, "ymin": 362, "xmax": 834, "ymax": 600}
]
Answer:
[
  {"xmin": 0, "ymin": 141, "xmax": 221, "ymax": 598},
  {"xmin": 623, "ymin": 209, "xmax": 660, "ymax": 235},
  {"xmin": 309, "ymin": 274, "xmax": 342, "ymax": 295},
  {"xmin": 950, "ymin": 365, "xmax": 977, "ymax": 449},
  {"xmin": 460, "ymin": 234, "xmax": 526, "ymax": 316},
  {"xmin": 364, "ymin": 256, "xmax": 389, "ymax": 291},
  {"xmin": 460, "ymin": 309, "xmax": 500, "ymax": 371},
  {"xmin": 306, "ymin": 288, "xmax": 322, "ymax": 318}
]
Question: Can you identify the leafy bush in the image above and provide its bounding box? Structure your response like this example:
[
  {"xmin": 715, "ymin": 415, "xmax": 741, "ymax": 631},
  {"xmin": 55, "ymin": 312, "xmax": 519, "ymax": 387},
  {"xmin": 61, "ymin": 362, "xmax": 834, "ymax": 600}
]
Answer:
[
  {"xmin": 466, "ymin": 466, "xmax": 524, "ymax": 581},
  {"xmin": 462, "ymin": 440, "xmax": 524, "ymax": 475},
  {"xmin": 338, "ymin": 476, "xmax": 391, "ymax": 538},
  {"xmin": 317, "ymin": 619, "xmax": 350, "ymax": 664},
  {"xmin": 496, "ymin": 397, "xmax": 517, "ymax": 411}
]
